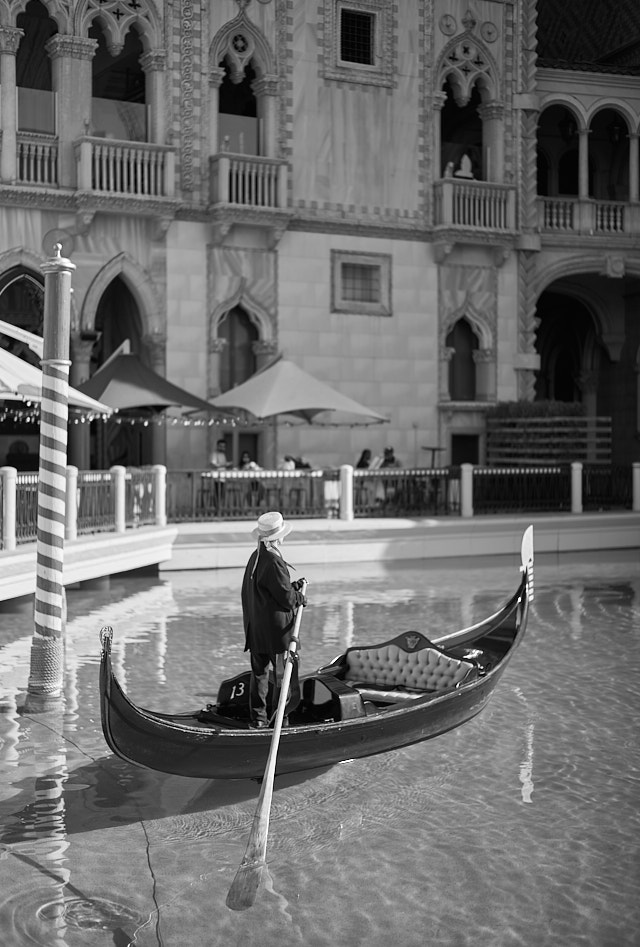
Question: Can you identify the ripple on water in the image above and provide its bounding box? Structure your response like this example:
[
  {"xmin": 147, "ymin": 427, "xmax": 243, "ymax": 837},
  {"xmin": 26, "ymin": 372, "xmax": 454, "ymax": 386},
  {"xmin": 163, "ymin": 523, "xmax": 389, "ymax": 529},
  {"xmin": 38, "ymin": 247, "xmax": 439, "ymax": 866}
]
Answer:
[{"xmin": 0, "ymin": 886, "xmax": 143, "ymax": 947}]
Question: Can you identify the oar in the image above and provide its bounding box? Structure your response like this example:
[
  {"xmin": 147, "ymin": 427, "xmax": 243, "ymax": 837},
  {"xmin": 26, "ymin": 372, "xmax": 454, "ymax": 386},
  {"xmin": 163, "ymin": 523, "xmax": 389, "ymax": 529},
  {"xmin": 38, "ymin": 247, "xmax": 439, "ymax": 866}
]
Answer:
[{"xmin": 226, "ymin": 579, "xmax": 308, "ymax": 912}]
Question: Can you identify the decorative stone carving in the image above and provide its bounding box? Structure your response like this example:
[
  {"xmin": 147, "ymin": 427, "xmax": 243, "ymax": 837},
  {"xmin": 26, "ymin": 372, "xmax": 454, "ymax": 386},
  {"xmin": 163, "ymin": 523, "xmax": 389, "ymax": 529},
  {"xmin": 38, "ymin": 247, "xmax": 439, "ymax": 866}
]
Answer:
[
  {"xmin": 0, "ymin": 28, "xmax": 24, "ymax": 56},
  {"xmin": 180, "ymin": 1, "xmax": 197, "ymax": 192},
  {"xmin": 603, "ymin": 255, "xmax": 625, "ymax": 279}
]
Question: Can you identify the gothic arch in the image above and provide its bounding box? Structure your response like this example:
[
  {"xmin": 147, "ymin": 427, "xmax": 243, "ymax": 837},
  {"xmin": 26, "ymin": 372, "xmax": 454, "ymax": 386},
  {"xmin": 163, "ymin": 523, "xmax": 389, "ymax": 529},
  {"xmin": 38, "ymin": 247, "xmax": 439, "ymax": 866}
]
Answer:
[
  {"xmin": 441, "ymin": 300, "xmax": 493, "ymax": 351},
  {"xmin": 81, "ymin": 253, "xmax": 161, "ymax": 336},
  {"xmin": 436, "ymin": 33, "xmax": 500, "ymax": 106},
  {"xmin": 74, "ymin": 0, "xmax": 161, "ymax": 54},
  {"xmin": 210, "ymin": 12, "xmax": 275, "ymax": 81},
  {"xmin": 210, "ymin": 280, "xmax": 274, "ymax": 344},
  {"xmin": 6, "ymin": 0, "xmax": 71, "ymax": 31}
]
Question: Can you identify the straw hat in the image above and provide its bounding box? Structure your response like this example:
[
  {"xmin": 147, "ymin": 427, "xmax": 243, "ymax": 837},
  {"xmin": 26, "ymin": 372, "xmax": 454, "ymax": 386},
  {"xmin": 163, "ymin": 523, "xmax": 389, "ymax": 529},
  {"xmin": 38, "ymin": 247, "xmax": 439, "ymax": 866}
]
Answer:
[{"xmin": 252, "ymin": 511, "xmax": 292, "ymax": 543}]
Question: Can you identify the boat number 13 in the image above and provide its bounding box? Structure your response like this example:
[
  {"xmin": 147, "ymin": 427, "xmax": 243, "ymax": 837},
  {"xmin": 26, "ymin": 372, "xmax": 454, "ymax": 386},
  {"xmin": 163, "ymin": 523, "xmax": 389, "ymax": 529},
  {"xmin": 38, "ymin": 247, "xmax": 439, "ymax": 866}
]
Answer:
[{"xmin": 230, "ymin": 681, "xmax": 245, "ymax": 700}]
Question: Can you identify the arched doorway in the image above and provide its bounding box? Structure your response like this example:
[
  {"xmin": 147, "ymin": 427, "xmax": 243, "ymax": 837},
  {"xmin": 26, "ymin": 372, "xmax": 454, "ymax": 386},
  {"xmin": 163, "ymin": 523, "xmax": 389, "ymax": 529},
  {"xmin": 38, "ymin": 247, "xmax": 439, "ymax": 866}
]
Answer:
[
  {"xmin": 217, "ymin": 305, "xmax": 260, "ymax": 465},
  {"xmin": 534, "ymin": 291, "xmax": 597, "ymax": 404},
  {"xmin": 92, "ymin": 277, "xmax": 149, "ymax": 468},
  {"xmin": 0, "ymin": 268, "xmax": 44, "ymax": 468}
]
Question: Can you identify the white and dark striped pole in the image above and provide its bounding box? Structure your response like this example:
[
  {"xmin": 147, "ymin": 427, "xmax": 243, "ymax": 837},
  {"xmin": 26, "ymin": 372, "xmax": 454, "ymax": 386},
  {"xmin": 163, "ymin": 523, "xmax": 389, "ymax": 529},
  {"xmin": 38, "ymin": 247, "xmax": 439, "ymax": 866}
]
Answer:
[{"xmin": 26, "ymin": 244, "xmax": 75, "ymax": 711}]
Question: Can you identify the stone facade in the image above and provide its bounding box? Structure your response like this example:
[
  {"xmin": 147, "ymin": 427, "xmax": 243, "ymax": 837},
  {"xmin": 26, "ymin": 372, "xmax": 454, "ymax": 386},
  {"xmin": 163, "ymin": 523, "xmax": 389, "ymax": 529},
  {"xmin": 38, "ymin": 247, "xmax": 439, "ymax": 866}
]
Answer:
[{"xmin": 0, "ymin": 0, "xmax": 639, "ymax": 470}]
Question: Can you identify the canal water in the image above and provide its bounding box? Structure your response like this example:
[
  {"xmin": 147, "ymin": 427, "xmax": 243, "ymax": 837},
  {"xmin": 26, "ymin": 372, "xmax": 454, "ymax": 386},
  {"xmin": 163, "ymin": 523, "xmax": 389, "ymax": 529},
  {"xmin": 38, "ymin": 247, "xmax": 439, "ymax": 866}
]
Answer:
[{"xmin": 0, "ymin": 549, "xmax": 638, "ymax": 947}]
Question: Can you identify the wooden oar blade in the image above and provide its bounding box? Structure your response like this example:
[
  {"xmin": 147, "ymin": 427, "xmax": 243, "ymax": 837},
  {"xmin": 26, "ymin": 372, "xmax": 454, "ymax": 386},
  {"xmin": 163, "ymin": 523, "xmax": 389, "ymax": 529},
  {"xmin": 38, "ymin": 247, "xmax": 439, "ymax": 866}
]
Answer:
[{"xmin": 226, "ymin": 859, "xmax": 266, "ymax": 911}]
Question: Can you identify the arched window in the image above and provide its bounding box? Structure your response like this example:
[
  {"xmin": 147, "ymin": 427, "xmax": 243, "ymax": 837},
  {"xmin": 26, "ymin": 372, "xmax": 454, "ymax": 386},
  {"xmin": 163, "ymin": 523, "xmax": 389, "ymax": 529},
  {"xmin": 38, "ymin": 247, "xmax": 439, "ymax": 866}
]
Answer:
[
  {"xmin": 447, "ymin": 318, "xmax": 478, "ymax": 401},
  {"xmin": 0, "ymin": 268, "xmax": 44, "ymax": 366},
  {"xmin": 93, "ymin": 277, "xmax": 143, "ymax": 368},
  {"xmin": 218, "ymin": 306, "xmax": 258, "ymax": 391},
  {"xmin": 16, "ymin": 1, "xmax": 57, "ymax": 134},
  {"xmin": 440, "ymin": 79, "xmax": 483, "ymax": 180},
  {"xmin": 90, "ymin": 21, "xmax": 147, "ymax": 141},
  {"xmin": 218, "ymin": 58, "xmax": 259, "ymax": 154}
]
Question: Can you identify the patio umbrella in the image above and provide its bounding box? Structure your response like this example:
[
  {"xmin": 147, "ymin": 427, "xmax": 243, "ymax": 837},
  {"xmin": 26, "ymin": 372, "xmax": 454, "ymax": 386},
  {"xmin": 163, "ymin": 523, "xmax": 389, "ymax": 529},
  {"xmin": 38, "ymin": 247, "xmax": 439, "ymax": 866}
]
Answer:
[
  {"xmin": 0, "ymin": 346, "xmax": 112, "ymax": 414},
  {"xmin": 76, "ymin": 352, "xmax": 229, "ymax": 415},
  {"xmin": 208, "ymin": 356, "xmax": 388, "ymax": 425}
]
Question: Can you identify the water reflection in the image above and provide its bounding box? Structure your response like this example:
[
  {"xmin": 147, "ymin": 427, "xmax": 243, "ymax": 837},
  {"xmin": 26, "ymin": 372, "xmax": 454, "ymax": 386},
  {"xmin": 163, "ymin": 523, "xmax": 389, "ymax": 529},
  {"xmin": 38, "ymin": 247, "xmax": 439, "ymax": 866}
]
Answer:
[{"xmin": 0, "ymin": 554, "xmax": 638, "ymax": 946}]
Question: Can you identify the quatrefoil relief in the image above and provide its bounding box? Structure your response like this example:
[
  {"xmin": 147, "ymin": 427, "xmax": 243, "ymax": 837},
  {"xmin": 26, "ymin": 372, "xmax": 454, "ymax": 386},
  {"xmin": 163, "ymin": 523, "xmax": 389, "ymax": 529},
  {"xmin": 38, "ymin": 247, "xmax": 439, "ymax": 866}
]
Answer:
[{"xmin": 224, "ymin": 31, "xmax": 256, "ymax": 83}]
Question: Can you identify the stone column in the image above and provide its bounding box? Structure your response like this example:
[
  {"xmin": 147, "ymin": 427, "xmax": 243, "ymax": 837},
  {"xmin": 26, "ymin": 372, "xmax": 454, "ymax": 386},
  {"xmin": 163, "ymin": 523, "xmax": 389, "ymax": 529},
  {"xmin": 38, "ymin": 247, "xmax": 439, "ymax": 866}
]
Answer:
[
  {"xmin": 208, "ymin": 65, "xmax": 226, "ymax": 156},
  {"xmin": 252, "ymin": 74, "xmax": 279, "ymax": 157},
  {"xmin": 478, "ymin": 102, "xmax": 505, "ymax": 183},
  {"xmin": 578, "ymin": 128, "xmax": 590, "ymax": 198},
  {"xmin": 143, "ymin": 332, "xmax": 167, "ymax": 465},
  {"xmin": 439, "ymin": 346, "xmax": 454, "ymax": 401},
  {"xmin": 473, "ymin": 348, "xmax": 496, "ymax": 401},
  {"xmin": 432, "ymin": 91, "xmax": 447, "ymax": 180},
  {"xmin": 45, "ymin": 35, "xmax": 97, "ymax": 188},
  {"xmin": 140, "ymin": 50, "xmax": 166, "ymax": 145},
  {"xmin": 629, "ymin": 133, "xmax": 639, "ymax": 203},
  {"xmin": 0, "ymin": 28, "xmax": 23, "ymax": 184},
  {"xmin": 207, "ymin": 337, "xmax": 227, "ymax": 464}
]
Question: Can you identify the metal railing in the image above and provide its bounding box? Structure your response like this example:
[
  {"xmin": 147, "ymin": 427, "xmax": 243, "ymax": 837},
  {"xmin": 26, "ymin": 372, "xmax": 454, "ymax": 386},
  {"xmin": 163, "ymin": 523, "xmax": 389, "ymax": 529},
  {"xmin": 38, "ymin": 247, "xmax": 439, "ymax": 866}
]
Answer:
[
  {"xmin": 582, "ymin": 464, "xmax": 632, "ymax": 511},
  {"xmin": 473, "ymin": 466, "xmax": 571, "ymax": 514},
  {"xmin": 1, "ymin": 463, "xmax": 639, "ymax": 551},
  {"xmin": 353, "ymin": 468, "xmax": 460, "ymax": 517},
  {"xmin": 166, "ymin": 469, "xmax": 334, "ymax": 521}
]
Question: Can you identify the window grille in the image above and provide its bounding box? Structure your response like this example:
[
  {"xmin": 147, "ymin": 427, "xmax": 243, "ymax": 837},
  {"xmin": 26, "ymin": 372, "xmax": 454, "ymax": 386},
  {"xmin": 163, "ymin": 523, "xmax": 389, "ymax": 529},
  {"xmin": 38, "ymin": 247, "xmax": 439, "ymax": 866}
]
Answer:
[
  {"xmin": 340, "ymin": 9, "xmax": 374, "ymax": 65},
  {"xmin": 341, "ymin": 263, "xmax": 381, "ymax": 303}
]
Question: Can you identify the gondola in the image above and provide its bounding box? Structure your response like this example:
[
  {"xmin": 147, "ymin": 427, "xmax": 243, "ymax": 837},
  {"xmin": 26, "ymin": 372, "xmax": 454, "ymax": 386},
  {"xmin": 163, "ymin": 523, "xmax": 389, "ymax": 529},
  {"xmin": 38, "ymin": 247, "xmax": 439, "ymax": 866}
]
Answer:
[{"xmin": 99, "ymin": 526, "xmax": 534, "ymax": 781}]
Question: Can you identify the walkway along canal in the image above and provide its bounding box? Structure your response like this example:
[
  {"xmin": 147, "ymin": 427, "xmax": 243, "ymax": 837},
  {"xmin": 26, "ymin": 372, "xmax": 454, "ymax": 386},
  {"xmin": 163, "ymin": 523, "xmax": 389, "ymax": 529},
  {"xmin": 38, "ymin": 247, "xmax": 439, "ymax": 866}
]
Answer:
[{"xmin": 1, "ymin": 462, "xmax": 639, "ymax": 603}]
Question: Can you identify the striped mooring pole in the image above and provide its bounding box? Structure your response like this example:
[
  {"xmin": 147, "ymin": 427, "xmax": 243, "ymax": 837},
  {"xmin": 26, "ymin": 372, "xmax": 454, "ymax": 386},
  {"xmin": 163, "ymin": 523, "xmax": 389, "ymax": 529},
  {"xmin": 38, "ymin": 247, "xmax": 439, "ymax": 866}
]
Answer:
[{"xmin": 25, "ymin": 244, "xmax": 76, "ymax": 711}]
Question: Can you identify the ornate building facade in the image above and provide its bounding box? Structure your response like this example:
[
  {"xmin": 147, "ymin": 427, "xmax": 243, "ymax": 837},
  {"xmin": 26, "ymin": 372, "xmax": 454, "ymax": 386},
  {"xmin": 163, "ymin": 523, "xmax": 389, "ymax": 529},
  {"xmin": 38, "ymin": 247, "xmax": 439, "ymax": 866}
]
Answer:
[{"xmin": 0, "ymin": 0, "xmax": 639, "ymax": 469}]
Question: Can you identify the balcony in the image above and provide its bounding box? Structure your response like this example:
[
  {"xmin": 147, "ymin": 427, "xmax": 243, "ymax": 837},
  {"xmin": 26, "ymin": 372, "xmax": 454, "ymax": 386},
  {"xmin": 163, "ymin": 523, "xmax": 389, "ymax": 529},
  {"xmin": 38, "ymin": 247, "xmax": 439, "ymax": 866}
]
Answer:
[
  {"xmin": 537, "ymin": 197, "xmax": 640, "ymax": 236},
  {"xmin": 74, "ymin": 137, "xmax": 176, "ymax": 199},
  {"xmin": 16, "ymin": 133, "xmax": 58, "ymax": 187},
  {"xmin": 208, "ymin": 153, "xmax": 291, "ymax": 244},
  {"xmin": 433, "ymin": 179, "xmax": 517, "ymax": 233}
]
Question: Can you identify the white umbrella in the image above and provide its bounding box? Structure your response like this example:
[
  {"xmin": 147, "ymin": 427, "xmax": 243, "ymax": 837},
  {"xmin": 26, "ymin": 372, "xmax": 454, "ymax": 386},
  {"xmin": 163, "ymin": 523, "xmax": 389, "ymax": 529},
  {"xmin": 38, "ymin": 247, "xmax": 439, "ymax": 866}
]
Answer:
[
  {"xmin": 0, "ymin": 347, "xmax": 112, "ymax": 414},
  {"xmin": 208, "ymin": 356, "xmax": 388, "ymax": 425}
]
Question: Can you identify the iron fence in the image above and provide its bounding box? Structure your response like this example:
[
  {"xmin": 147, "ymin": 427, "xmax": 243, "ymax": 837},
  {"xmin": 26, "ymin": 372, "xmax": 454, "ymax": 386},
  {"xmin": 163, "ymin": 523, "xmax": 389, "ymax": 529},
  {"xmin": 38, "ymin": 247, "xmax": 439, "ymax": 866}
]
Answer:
[
  {"xmin": 582, "ymin": 464, "xmax": 632, "ymax": 510},
  {"xmin": 165, "ymin": 468, "xmax": 334, "ymax": 522},
  {"xmin": 76, "ymin": 471, "xmax": 114, "ymax": 535},
  {"xmin": 15, "ymin": 473, "xmax": 39, "ymax": 543},
  {"xmin": 126, "ymin": 469, "xmax": 157, "ymax": 527},
  {"xmin": 353, "ymin": 468, "xmax": 460, "ymax": 517},
  {"xmin": 473, "ymin": 465, "xmax": 571, "ymax": 513}
]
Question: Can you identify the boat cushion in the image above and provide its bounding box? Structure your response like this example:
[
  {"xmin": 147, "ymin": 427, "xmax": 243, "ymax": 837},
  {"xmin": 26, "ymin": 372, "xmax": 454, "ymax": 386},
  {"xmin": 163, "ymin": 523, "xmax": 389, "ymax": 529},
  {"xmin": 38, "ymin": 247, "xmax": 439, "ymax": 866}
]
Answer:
[{"xmin": 343, "ymin": 631, "xmax": 477, "ymax": 692}]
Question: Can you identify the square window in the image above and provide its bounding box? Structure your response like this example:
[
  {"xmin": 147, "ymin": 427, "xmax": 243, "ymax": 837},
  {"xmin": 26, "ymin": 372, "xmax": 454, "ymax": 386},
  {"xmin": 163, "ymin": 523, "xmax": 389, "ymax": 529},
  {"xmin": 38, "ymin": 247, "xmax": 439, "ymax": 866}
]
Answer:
[
  {"xmin": 341, "ymin": 262, "xmax": 380, "ymax": 303},
  {"xmin": 331, "ymin": 251, "xmax": 391, "ymax": 316},
  {"xmin": 340, "ymin": 10, "xmax": 374, "ymax": 65},
  {"xmin": 322, "ymin": 0, "xmax": 393, "ymax": 88}
]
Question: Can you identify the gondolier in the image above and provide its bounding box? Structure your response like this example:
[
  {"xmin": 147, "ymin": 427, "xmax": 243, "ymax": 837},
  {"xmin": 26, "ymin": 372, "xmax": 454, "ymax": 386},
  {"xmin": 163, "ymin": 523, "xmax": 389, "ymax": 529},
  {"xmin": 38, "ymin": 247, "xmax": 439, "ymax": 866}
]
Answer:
[{"xmin": 241, "ymin": 512, "xmax": 307, "ymax": 727}]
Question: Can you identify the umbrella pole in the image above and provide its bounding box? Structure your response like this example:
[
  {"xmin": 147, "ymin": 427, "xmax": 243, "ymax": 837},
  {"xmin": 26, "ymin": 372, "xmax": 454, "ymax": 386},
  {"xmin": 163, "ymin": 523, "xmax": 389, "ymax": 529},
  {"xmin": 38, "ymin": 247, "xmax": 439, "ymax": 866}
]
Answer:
[{"xmin": 25, "ymin": 245, "xmax": 75, "ymax": 712}]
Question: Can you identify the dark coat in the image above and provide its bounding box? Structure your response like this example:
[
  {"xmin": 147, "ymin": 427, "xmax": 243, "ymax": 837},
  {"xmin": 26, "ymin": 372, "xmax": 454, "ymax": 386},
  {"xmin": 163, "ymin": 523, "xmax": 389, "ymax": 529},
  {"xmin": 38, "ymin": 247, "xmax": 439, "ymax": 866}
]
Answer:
[{"xmin": 241, "ymin": 544, "xmax": 304, "ymax": 655}]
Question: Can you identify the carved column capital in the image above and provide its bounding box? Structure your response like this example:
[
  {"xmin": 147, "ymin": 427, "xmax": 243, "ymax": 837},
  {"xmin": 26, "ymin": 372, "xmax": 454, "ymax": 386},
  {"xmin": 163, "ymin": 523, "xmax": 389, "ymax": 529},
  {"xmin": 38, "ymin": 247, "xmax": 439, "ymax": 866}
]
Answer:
[
  {"xmin": 45, "ymin": 35, "xmax": 98, "ymax": 61},
  {"xmin": 209, "ymin": 65, "xmax": 226, "ymax": 88},
  {"xmin": 252, "ymin": 74, "xmax": 280, "ymax": 97},
  {"xmin": 252, "ymin": 339, "xmax": 277, "ymax": 359},
  {"xmin": 0, "ymin": 27, "xmax": 23, "ymax": 56},
  {"xmin": 140, "ymin": 49, "xmax": 166, "ymax": 73},
  {"xmin": 208, "ymin": 337, "xmax": 227, "ymax": 355}
]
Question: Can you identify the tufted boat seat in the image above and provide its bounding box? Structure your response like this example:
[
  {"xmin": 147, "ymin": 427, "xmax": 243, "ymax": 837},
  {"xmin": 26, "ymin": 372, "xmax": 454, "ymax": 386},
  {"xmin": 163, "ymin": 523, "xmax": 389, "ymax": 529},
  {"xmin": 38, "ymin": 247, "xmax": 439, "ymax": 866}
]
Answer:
[{"xmin": 342, "ymin": 630, "xmax": 478, "ymax": 698}]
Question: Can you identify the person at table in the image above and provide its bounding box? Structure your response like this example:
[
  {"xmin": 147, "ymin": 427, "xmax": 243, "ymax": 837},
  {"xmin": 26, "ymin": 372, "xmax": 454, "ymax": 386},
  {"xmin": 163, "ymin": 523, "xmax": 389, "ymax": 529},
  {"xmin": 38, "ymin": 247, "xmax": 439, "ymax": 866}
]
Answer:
[
  {"xmin": 380, "ymin": 446, "xmax": 400, "ymax": 468},
  {"xmin": 241, "ymin": 512, "xmax": 307, "ymax": 728},
  {"xmin": 209, "ymin": 438, "xmax": 232, "ymax": 469},
  {"xmin": 238, "ymin": 450, "xmax": 261, "ymax": 471},
  {"xmin": 356, "ymin": 449, "xmax": 372, "ymax": 469}
]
